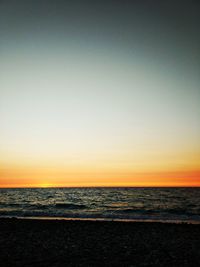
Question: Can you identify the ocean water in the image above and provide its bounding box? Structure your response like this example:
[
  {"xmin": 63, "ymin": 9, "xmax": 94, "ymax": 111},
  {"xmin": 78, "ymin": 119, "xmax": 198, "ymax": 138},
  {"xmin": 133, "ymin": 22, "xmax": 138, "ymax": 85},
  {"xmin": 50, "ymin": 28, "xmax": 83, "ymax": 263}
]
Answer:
[{"xmin": 0, "ymin": 187, "xmax": 200, "ymax": 223}]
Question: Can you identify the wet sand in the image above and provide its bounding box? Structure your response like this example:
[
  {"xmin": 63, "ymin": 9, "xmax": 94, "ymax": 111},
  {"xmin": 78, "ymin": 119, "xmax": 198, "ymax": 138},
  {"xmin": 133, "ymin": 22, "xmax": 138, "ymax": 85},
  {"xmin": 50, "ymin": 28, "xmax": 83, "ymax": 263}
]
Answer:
[{"xmin": 0, "ymin": 218, "xmax": 200, "ymax": 266}]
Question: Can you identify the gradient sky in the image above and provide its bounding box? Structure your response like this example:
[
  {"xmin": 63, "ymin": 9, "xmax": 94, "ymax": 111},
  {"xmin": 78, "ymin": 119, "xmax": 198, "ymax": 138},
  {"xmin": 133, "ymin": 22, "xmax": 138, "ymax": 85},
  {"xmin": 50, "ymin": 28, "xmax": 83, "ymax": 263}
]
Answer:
[{"xmin": 0, "ymin": 0, "xmax": 200, "ymax": 187}]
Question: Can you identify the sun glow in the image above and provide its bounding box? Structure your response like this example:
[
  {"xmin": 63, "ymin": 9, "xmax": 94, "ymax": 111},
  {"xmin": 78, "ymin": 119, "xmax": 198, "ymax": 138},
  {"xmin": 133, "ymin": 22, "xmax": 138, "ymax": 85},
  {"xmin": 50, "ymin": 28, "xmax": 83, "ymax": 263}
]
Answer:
[{"xmin": 39, "ymin": 183, "xmax": 54, "ymax": 188}]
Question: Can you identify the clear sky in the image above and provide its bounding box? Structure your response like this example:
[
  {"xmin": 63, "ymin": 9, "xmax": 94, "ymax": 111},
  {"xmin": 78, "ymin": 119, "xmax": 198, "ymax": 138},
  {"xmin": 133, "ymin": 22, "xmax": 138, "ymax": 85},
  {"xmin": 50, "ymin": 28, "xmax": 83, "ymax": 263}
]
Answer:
[{"xmin": 0, "ymin": 0, "xmax": 200, "ymax": 187}]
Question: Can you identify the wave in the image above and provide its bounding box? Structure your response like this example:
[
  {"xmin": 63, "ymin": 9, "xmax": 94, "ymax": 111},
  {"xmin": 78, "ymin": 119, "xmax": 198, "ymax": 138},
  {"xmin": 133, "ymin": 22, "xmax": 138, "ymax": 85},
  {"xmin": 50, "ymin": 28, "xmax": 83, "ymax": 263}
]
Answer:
[
  {"xmin": 0, "ymin": 203, "xmax": 87, "ymax": 210},
  {"xmin": 105, "ymin": 207, "xmax": 200, "ymax": 217},
  {"xmin": 55, "ymin": 203, "xmax": 87, "ymax": 209},
  {"xmin": 1, "ymin": 187, "xmax": 200, "ymax": 222}
]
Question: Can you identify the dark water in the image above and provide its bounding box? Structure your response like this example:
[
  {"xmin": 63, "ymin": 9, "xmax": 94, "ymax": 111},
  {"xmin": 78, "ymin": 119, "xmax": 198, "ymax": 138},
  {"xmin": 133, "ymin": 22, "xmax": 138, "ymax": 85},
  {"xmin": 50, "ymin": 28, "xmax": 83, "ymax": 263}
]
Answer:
[{"xmin": 0, "ymin": 187, "xmax": 200, "ymax": 222}]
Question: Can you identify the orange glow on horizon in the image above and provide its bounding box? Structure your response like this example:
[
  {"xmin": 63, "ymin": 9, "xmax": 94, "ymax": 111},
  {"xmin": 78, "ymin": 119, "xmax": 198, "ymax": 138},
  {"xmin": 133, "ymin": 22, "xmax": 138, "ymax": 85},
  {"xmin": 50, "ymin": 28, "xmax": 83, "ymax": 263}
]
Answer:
[
  {"xmin": 1, "ymin": 168, "xmax": 200, "ymax": 188},
  {"xmin": 1, "ymin": 148, "xmax": 200, "ymax": 188}
]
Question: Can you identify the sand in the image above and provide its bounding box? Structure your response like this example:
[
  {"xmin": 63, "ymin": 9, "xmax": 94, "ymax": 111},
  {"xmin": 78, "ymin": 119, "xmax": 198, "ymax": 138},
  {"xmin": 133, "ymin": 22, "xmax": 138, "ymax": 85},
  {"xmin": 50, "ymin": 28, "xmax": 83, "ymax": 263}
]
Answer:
[{"xmin": 0, "ymin": 218, "xmax": 200, "ymax": 266}]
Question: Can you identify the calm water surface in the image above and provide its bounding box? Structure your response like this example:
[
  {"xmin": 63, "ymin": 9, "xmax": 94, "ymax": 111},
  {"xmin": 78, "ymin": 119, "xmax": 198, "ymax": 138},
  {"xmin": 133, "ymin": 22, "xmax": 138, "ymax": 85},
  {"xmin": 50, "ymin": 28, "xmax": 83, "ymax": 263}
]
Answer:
[{"xmin": 0, "ymin": 187, "xmax": 200, "ymax": 222}]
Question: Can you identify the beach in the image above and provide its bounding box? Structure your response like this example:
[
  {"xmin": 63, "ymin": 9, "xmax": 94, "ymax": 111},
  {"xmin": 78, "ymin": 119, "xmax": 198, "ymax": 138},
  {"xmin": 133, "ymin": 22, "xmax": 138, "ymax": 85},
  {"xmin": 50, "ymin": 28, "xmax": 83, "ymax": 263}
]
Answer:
[{"xmin": 0, "ymin": 218, "xmax": 200, "ymax": 267}]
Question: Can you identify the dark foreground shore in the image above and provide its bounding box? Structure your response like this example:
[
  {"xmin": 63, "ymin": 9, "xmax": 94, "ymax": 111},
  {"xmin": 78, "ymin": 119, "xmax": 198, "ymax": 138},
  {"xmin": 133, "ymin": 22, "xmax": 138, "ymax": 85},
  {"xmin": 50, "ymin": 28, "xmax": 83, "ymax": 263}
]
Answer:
[{"xmin": 0, "ymin": 218, "xmax": 200, "ymax": 267}]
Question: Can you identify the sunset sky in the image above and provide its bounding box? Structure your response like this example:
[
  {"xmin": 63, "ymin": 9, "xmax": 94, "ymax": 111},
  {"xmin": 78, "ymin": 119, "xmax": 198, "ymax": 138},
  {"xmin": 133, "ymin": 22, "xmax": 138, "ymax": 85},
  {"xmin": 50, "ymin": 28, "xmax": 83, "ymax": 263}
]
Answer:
[{"xmin": 0, "ymin": 0, "xmax": 200, "ymax": 187}]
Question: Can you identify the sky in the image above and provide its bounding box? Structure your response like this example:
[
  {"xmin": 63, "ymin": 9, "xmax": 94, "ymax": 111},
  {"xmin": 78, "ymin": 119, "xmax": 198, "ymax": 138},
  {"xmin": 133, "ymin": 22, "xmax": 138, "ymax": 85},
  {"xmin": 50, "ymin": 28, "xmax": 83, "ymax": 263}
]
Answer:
[{"xmin": 0, "ymin": 0, "xmax": 200, "ymax": 187}]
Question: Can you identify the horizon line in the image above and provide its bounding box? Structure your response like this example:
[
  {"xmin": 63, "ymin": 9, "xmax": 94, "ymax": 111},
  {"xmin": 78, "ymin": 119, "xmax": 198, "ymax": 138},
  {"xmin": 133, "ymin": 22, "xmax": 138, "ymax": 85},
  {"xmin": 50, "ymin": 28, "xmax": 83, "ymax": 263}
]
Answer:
[{"xmin": 1, "ymin": 185, "xmax": 200, "ymax": 189}]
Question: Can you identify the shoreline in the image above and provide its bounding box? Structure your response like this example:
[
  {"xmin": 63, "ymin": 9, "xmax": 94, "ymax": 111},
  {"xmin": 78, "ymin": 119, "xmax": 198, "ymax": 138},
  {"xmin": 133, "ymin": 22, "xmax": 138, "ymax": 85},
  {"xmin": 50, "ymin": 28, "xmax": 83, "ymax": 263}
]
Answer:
[{"xmin": 1, "ymin": 216, "xmax": 200, "ymax": 224}]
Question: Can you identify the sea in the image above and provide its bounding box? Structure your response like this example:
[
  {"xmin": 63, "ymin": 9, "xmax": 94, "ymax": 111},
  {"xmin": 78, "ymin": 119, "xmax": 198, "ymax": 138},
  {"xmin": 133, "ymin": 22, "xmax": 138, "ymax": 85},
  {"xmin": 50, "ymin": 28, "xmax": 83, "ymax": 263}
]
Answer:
[{"xmin": 0, "ymin": 187, "xmax": 200, "ymax": 223}]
